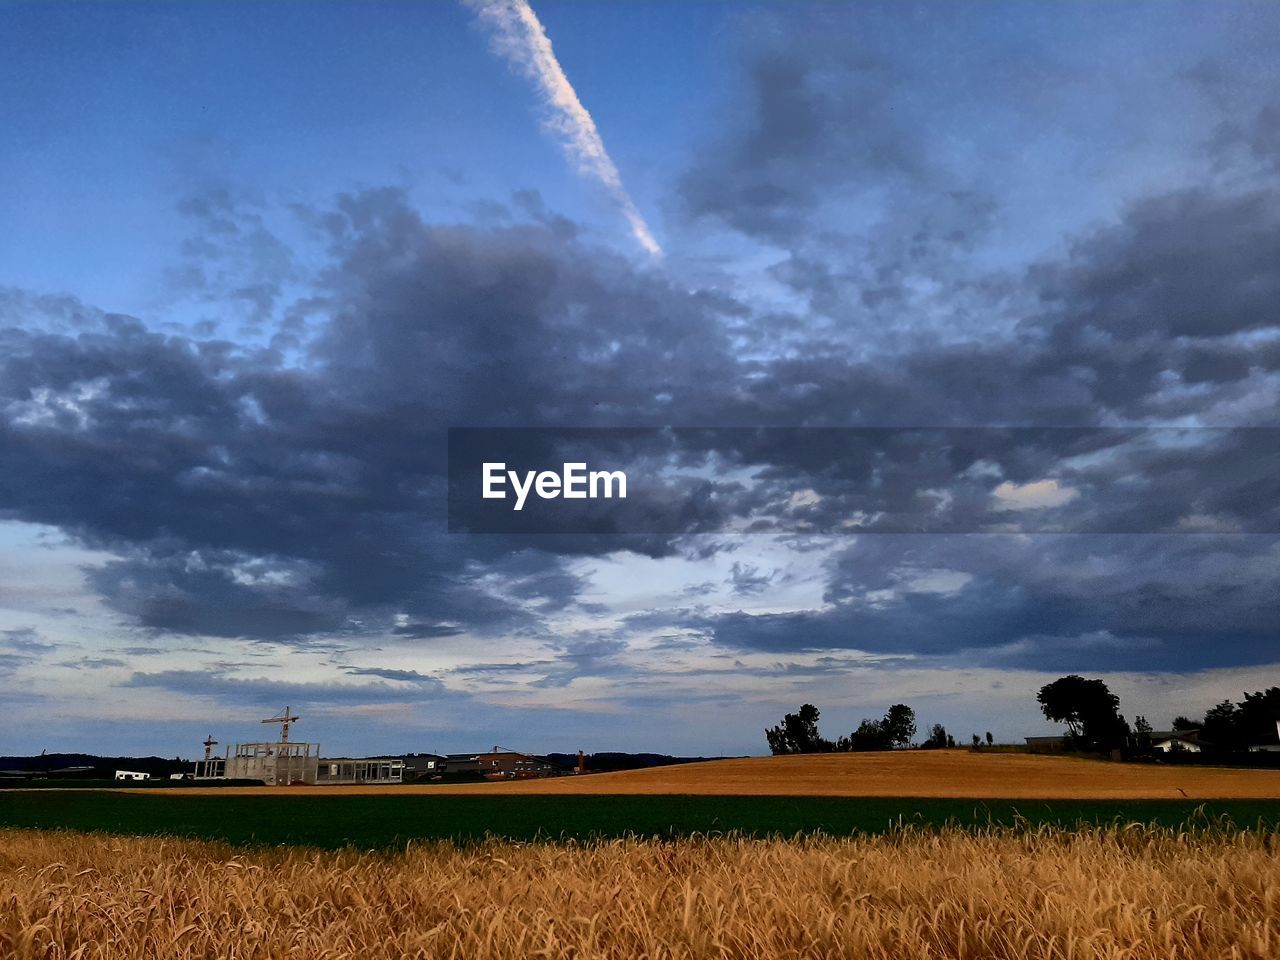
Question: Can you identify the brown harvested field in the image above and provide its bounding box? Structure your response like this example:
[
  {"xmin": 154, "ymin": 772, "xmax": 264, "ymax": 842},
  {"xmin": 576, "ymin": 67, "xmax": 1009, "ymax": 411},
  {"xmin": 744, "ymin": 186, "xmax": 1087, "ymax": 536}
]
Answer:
[
  {"xmin": 156, "ymin": 751, "xmax": 1280, "ymax": 799},
  {"xmin": 2, "ymin": 825, "xmax": 1278, "ymax": 959}
]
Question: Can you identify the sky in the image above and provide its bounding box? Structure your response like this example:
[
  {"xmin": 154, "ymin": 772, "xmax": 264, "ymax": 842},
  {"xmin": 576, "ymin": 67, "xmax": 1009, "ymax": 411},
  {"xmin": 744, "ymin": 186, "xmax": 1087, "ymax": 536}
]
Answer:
[{"xmin": 1, "ymin": 0, "xmax": 1277, "ymax": 758}]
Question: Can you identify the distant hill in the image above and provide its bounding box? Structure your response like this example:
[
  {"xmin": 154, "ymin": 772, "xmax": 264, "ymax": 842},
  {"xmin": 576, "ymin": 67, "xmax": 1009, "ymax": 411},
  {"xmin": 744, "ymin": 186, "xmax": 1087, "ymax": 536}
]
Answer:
[
  {"xmin": 544, "ymin": 752, "xmax": 731, "ymax": 774},
  {"xmin": 0, "ymin": 753, "xmax": 187, "ymax": 779}
]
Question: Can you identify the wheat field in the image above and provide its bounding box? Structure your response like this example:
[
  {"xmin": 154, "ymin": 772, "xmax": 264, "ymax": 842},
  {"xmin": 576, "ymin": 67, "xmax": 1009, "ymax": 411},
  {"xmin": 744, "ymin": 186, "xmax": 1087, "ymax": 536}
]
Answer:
[
  {"xmin": 1, "ymin": 824, "xmax": 1277, "ymax": 959},
  {"xmin": 159, "ymin": 751, "xmax": 1280, "ymax": 799}
]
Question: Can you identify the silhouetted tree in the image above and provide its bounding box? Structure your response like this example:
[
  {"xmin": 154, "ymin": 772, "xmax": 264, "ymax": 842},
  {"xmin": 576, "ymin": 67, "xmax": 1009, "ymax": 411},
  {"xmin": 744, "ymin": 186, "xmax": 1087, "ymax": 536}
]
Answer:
[
  {"xmin": 882, "ymin": 704, "xmax": 917, "ymax": 748},
  {"xmin": 1172, "ymin": 688, "xmax": 1280, "ymax": 754},
  {"xmin": 1133, "ymin": 715, "xmax": 1153, "ymax": 753},
  {"xmin": 828, "ymin": 703, "xmax": 923, "ymax": 752},
  {"xmin": 765, "ymin": 703, "xmax": 833, "ymax": 755},
  {"xmin": 985, "ymin": 731, "xmax": 994, "ymax": 746},
  {"xmin": 1036, "ymin": 675, "xmax": 1129, "ymax": 751},
  {"xmin": 971, "ymin": 733, "xmax": 981, "ymax": 747},
  {"xmin": 1201, "ymin": 700, "xmax": 1241, "ymax": 749},
  {"xmin": 844, "ymin": 719, "xmax": 888, "ymax": 751},
  {"xmin": 1237, "ymin": 688, "xmax": 1280, "ymax": 748},
  {"xmin": 922, "ymin": 724, "xmax": 948, "ymax": 749}
]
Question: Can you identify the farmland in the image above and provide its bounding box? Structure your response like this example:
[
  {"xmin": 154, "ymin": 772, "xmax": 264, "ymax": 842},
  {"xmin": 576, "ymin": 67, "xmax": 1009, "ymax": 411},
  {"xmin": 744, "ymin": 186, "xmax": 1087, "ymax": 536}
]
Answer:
[
  {"xmin": 3, "ymin": 790, "xmax": 1280, "ymax": 847},
  {"xmin": 157, "ymin": 750, "xmax": 1280, "ymax": 800},
  {"xmin": 3, "ymin": 753, "xmax": 1278, "ymax": 958},
  {"xmin": 1, "ymin": 752, "xmax": 1278, "ymax": 847},
  {"xmin": 2, "ymin": 823, "xmax": 1278, "ymax": 959}
]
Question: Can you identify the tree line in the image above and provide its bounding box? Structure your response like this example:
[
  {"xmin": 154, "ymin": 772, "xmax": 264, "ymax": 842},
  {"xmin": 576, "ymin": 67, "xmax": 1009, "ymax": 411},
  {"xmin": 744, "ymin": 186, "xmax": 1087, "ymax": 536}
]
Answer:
[
  {"xmin": 1038, "ymin": 675, "xmax": 1280, "ymax": 756},
  {"xmin": 766, "ymin": 677, "xmax": 1279, "ymax": 756},
  {"xmin": 766, "ymin": 703, "xmax": 992, "ymax": 754}
]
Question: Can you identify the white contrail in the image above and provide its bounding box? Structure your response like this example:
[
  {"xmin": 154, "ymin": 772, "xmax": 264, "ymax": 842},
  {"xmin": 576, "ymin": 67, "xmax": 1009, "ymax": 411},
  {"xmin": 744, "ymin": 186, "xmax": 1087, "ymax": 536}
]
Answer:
[{"xmin": 464, "ymin": 0, "xmax": 663, "ymax": 257}]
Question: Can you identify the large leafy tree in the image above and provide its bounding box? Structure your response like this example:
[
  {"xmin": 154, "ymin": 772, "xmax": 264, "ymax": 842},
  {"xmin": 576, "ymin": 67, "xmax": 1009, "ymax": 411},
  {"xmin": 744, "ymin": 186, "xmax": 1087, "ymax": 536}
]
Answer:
[
  {"xmin": 1192, "ymin": 687, "xmax": 1280, "ymax": 751},
  {"xmin": 836, "ymin": 705, "xmax": 918, "ymax": 751},
  {"xmin": 768, "ymin": 701, "xmax": 921, "ymax": 753},
  {"xmin": 1238, "ymin": 688, "xmax": 1280, "ymax": 747},
  {"xmin": 839, "ymin": 719, "xmax": 888, "ymax": 751},
  {"xmin": 923, "ymin": 723, "xmax": 949, "ymax": 749},
  {"xmin": 881, "ymin": 704, "xmax": 917, "ymax": 748},
  {"xmin": 765, "ymin": 703, "xmax": 832, "ymax": 755},
  {"xmin": 1201, "ymin": 700, "xmax": 1241, "ymax": 749},
  {"xmin": 1036, "ymin": 675, "xmax": 1129, "ymax": 750}
]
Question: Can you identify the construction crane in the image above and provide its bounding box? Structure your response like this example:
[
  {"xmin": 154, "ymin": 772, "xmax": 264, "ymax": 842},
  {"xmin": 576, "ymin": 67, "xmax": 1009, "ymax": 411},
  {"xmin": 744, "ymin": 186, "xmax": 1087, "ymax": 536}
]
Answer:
[
  {"xmin": 261, "ymin": 706, "xmax": 300, "ymax": 742},
  {"xmin": 202, "ymin": 735, "xmax": 218, "ymax": 760}
]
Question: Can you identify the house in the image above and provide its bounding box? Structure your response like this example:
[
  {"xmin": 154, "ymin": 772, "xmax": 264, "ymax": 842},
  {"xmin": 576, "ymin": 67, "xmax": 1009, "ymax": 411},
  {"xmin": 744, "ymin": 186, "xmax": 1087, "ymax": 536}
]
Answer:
[
  {"xmin": 443, "ymin": 753, "xmax": 483, "ymax": 775},
  {"xmin": 1248, "ymin": 719, "xmax": 1280, "ymax": 753},
  {"xmin": 113, "ymin": 770, "xmax": 150, "ymax": 781},
  {"xmin": 448, "ymin": 747, "xmax": 567, "ymax": 780},
  {"xmin": 1145, "ymin": 728, "xmax": 1210, "ymax": 753},
  {"xmin": 1151, "ymin": 735, "xmax": 1201, "ymax": 753},
  {"xmin": 399, "ymin": 754, "xmax": 450, "ymax": 779}
]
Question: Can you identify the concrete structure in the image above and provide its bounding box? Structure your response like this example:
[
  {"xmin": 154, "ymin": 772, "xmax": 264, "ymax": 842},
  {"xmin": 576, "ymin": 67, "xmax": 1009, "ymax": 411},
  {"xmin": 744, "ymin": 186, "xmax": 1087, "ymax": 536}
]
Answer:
[
  {"xmin": 215, "ymin": 739, "xmax": 406, "ymax": 785},
  {"xmin": 317, "ymin": 758, "xmax": 405, "ymax": 784},
  {"xmin": 114, "ymin": 770, "xmax": 150, "ymax": 781},
  {"xmin": 193, "ymin": 756, "xmax": 226, "ymax": 779},
  {"xmin": 225, "ymin": 741, "xmax": 319, "ymax": 786}
]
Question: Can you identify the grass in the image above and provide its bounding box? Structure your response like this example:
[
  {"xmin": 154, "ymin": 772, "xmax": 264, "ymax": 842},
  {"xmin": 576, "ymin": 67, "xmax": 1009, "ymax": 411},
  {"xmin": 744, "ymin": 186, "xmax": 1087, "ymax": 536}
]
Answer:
[
  {"xmin": 3, "ymin": 824, "xmax": 1279, "ymax": 958},
  {"xmin": 0, "ymin": 790, "xmax": 1278, "ymax": 848}
]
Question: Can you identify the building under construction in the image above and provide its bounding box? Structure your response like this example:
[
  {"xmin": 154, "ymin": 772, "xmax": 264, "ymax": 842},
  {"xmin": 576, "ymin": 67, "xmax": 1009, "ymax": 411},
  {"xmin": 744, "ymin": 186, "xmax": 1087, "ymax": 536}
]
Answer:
[
  {"xmin": 193, "ymin": 734, "xmax": 226, "ymax": 780},
  {"xmin": 203, "ymin": 707, "xmax": 404, "ymax": 786},
  {"xmin": 317, "ymin": 757, "xmax": 404, "ymax": 784}
]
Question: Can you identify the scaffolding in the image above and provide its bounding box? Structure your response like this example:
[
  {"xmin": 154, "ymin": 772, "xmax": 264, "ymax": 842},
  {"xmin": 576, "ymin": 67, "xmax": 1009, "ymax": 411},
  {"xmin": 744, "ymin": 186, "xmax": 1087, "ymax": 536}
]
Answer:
[
  {"xmin": 194, "ymin": 707, "xmax": 407, "ymax": 786},
  {"xmin": 193, "ymin": 734, "xmax": 226, "ymax": 780},
  {"xmin": 224, "ymin": 740, "xmax": 319, "ymax": 786}
]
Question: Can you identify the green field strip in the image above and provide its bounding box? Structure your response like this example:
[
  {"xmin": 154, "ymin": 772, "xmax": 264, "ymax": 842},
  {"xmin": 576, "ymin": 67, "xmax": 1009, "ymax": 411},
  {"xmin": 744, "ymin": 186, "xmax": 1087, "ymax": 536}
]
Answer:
[{"xmin": 1, "ymin": 792, "xmax": 1278, "ymax": 848}]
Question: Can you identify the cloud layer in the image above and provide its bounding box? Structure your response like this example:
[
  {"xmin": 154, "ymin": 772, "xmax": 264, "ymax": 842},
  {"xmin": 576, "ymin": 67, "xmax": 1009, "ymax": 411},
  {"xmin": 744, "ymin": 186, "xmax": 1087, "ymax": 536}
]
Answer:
[{"xmin": 1, "ymin": 2, "xmax": 1277, "ymax": 753}]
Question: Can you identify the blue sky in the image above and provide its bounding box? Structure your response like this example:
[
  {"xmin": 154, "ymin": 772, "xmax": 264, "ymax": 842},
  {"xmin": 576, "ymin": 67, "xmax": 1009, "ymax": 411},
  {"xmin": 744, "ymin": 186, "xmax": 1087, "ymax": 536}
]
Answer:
[
  {"xmin": 1, "ymin": 1, "xmax": 1277, "ymax": 758},
  {"xmin": 2, "ymin": 1, "xmax": 720, "ymax": 309}
]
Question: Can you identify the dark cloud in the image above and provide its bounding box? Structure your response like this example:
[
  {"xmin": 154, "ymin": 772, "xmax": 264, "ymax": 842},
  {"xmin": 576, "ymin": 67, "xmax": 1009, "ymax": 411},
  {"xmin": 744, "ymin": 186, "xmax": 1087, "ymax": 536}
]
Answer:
[
  {"xmin": 343, "ymin": 666, "xmax": 439, "ymax": 683},
  {"xmin": 122, "ymin": 667, "xmax": 445, "ymax": 705},
  {"xmin": 0, "ymin": 627, "xmax": 57, "ymax": 655},
  {"xmin": 448, "ymin": 660, "xmax": 555, "ymax": 674},
  {"xmin": 66, "ymin": 658, "xmax": 128, "ymax": 670},
  {"xmin": 531, "ymin": 634, "xmax": 630, "ymax": 689},
  {"xmin": 708, "ymin": 535, "xmax": 1280, "ymax": 671},
  {"xmin": 727, "ymin": 561, "xmax": 775, "ymax": 596},
  {"xmin": 0, "ymin": 196, "xmax": 742, "ymax": 642},
  {"xmin": 0, "ymin": 628, "xmax": 57, "ymax": 674},
  {"xmin": 679, "ymin": 10, "xmax": 937, "ymax": 244},
  {"xmin": 1038, "ymin": 188, "xmax": 1280, "ymax": 341}
]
